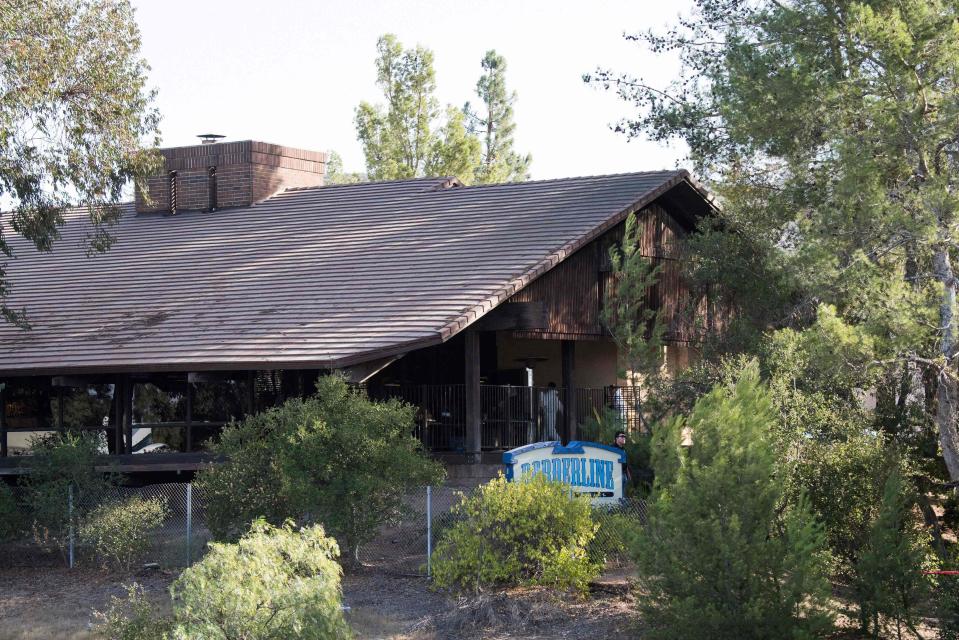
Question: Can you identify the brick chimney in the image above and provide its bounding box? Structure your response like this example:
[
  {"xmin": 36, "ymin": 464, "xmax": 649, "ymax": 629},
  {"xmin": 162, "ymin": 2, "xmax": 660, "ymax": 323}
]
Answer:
[{"xmin": 136, "ymin": 139, "xmax": 327, "ymax": 214}]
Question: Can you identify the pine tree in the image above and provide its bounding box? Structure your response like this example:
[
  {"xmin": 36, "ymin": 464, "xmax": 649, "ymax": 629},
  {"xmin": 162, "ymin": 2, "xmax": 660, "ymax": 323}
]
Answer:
[
  {"xmin": 588, "ymin": 0, "xmax": 959, "ymax": 483},
  {"xmin": 856, "ymin": 470, "xmax": 936, "ymax": 639},
  {"xmin": 355, "ymin": 34, "xmax": 480, "ymax": 183},
  {"xmin": 601, "ymin": 212, "xmax": 666, "ymax": 431},
  {"xmin": 634, "ymin": 364, "xmax": 834, "ymax": 639},
  {"xmin": 465, "ymin": 50, "xmax": 531, "ymax": 184}
]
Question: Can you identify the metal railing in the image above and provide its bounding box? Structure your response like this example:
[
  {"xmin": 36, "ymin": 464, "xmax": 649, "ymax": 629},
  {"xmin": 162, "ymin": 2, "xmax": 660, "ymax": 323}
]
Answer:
[{"xmin": 370, "ymin": 384, "xmax": 644, "ymax": 451}]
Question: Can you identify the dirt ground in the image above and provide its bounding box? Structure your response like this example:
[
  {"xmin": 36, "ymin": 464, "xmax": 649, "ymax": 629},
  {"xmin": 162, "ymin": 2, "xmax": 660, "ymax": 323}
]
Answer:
[{"xmin": 0, "ymin": 566, "xmax": 638, "ymax": 640}]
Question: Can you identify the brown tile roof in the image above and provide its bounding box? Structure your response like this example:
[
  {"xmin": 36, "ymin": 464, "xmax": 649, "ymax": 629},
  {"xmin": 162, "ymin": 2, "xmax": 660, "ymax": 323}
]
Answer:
[{"xmin": 0, "ymin": 170, "xmax": 707, "ymax": 375}]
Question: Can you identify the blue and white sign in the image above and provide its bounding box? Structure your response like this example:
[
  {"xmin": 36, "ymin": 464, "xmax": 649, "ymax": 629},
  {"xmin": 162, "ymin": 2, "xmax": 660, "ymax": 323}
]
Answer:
[{"xmin": 502, "ymin": 441, "xmax": 626, "ymax": 505}]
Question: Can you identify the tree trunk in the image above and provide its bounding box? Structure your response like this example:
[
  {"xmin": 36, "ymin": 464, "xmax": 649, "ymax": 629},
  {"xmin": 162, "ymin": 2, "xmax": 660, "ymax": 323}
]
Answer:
[
  {"xmin": 936, "ymin": 371, "xmax": 959, "ymax": 480},
  {"xmin": 934, "ymin": 246, "xmax": 959, "ymax": 481}
]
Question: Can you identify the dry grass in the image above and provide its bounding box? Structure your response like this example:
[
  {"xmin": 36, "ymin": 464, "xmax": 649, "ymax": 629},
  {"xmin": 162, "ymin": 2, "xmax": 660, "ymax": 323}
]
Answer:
[{"xmin": 0, "ymin": 566, "xmax": 173, "ymax": 640}]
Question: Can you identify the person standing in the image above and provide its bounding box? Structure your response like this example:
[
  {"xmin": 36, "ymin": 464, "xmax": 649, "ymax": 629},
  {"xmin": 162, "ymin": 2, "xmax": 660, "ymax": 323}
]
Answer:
[
  {"xmin": 613, "ymin": 430, "xmax": 633, "ymax": 485},
  {"xmin": 539, "ymin": 382, "xmax": 562, "ymax": 441}
]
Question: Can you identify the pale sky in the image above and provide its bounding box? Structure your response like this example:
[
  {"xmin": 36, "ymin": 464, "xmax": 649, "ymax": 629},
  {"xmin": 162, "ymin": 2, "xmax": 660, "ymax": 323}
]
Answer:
[{"xmin": 130, "ymin": 0, "xmax": 693, "ymax": 180}]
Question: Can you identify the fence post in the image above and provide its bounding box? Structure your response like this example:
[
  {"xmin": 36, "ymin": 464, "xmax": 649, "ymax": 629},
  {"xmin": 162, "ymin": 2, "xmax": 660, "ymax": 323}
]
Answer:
[
  {"xmin": 186, "ymin": 483, "xmax": 193, "ymax": 566},
  {"xmin": 68, "ymin": 484, "xmax": 74, "ymax": 569},
  {"xmin": 426, "ymin": 485, "xmax": 432, "ymax": 578}
]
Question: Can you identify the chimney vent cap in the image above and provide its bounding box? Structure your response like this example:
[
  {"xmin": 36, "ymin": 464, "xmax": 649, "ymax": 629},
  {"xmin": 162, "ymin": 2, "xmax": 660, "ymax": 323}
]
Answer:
[{"xmin": 197, "ymin": 133, "xmax": 225, "ymax": 145}]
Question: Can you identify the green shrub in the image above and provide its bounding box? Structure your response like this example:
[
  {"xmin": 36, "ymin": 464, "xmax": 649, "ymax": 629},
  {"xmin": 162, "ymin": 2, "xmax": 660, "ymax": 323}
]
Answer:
[
  {"xmin": 80, "ymin": 495, "xmax": 169, "ymax": 571},
  {"xmin": 783, "ymin": 428, "xmax": 894, "ymax": 576},
  {"xmin": 197, "ymin": 375, "xmax": 444, "ymax": 560},
  {"xmin": 431, "ymin": 474, "xmax": 600, "ymax": 594},
  {"xmin": 93, "ymin": 583, "xmax": 174, "ymax": 640},
  {"xmin": 170, "ymin": 519, "xmax": 351, "ymax": 640},
  {"xmin": 855, "ymin": 470, "xmax": 936, "ymax": 638},
  {"xmin": 19, "ymin": 431, "xmax": 115, "ymax": 551},
  {"xmin": 937, "ymin": 548, "xmax": 959, "ymax": 640},
  {"xmin": 635, "ymin": 364, "xmax": 834, "ymax": 639},
  {"xmin": 0, "ymin": 482, "xmax": 25, "ymax": 541}
]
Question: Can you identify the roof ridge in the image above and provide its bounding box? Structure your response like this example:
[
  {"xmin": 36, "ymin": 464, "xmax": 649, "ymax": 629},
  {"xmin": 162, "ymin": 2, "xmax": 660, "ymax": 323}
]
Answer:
[
  {"xmin": 280, "ymin": 175, "xmax": 457, "ymax": 194},
  {"xmin": 446, "ymin": 169, "xmax": 687, "ymax": 191},
  {"xmin": 279, "ymin": 170, "xmax": 687, "ymax": 196}
]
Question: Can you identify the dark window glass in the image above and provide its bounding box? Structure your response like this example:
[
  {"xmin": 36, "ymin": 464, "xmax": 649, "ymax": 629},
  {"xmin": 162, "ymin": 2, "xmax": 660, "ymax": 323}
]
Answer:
[
  {"xmin": 133, "ymin": 381, "xmax": 187, "ymax": 425},
  {"xmin": 192, "ymin": 378, "xmax": 248, "ymax": 423},
  {"xmin": 61, "ymin": 384, "xmax": 115, "ymax": 429},
  {"xmin": 3, "ymin": 379, "xmax": 54, "ymax": 430}
]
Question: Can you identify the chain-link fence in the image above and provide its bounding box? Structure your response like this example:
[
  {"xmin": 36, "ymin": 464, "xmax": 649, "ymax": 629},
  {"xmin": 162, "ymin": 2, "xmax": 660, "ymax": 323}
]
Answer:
[
  {"xmin": 1, "ymin": 483, "xmax": 208, "ymax": 570},
  {"xmin": 3, "ymin": 481, "xmax": 644, "ymax": 575},
  {"xmin": 357, "ymin": 485, "xmax": 647, "ymax": 575}
]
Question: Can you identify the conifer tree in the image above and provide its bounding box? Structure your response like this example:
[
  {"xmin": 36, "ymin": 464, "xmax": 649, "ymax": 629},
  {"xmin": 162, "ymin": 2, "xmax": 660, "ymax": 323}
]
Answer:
[
  {"xmin": 601, "ymin": 212, "xmax": 666, "ymax": 430},
  {"xmin": 588, "ymin": 0, "xmax": 959, "ymax": 482},
  {"xmin": 856, "ymin": 470, "xmax": 936, "ymax": 639},
  {"xmin": 635, "ymin": 364, "xmax": 833, "ymax": 639},
  {"xmin": 355, "ymin": 34, "xmax": 480, "ymax": 183},
  {"xmin": 465, "ymin": 50, "xmax": 531, "ymax": 184}
]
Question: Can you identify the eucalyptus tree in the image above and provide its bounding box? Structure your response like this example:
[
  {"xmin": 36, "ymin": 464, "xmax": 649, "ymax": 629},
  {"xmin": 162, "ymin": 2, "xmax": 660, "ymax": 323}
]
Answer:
[{"xmin": 0, "ymin": 0, "xmax": 160, "ymax": 325}]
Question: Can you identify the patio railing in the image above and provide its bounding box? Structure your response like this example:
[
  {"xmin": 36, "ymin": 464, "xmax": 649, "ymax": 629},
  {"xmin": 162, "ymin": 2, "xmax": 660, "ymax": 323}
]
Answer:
[{"xmin": 369, "ymin": 384, "xmax": 642, "ymax": 451}]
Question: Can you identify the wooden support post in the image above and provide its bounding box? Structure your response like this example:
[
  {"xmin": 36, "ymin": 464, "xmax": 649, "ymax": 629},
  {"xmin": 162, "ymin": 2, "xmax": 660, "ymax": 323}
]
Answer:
[
  {"xmin": 1, "ymin": 384, "xmax": 7, "ymax": 458},
  {"xmin": 420, "ymin": 384, "xmax": 429, "ymax": 448},
  {"xmin": 122, "ymin": 377, "xmax": 134, "ymax": 454},
  {"xmin": 465, "ymin": 331, "xmax": 482, "ymax": 463},
  {"xmin": 247, "ymin": 370, "xmax": 256, "ymax": 415},
  {"xmin": 185, "ymin": 377, "xmax": 193, "ymax": 453},
  {"xmin": 57, "ymin": 386, "xmax": 64, "ymax": 432},
  {"xmin": 562, "ymin": 340, "xmax": 576, "ymax": 445},
  {"xmin": 113, "ymin": 379, "xmax": 122, "ymax": 454}
]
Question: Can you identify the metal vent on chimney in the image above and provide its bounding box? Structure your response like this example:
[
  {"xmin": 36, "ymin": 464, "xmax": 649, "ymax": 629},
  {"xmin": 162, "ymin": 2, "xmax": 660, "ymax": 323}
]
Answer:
[{"xmin": 197, "ymin": 133, "xmax": 225, "ymax": 145}]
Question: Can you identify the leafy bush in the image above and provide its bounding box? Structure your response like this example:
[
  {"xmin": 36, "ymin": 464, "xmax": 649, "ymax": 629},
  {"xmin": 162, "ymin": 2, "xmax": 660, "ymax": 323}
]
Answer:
[
  {"xmin": 937, "ymin": 548, "xmax": 959, "ymax": 640},
  {"xmin": 80, "ymin": 496, "xmax": 169, "ymax": 571},
  {"xmin": 855, "ymin": 470, "xmax": 936, "ymax": 638},
  {"xmin": 784, "ymin": 429, "xmax": 894, "ymax": 576},
  {"xmin": 0, "ymin": 482, "xmax": 25, "ymax": 541},
  {"xmin": 93, "ymin": 583, "xmax": 174, "ymax": 640},
  {"xmin": 170, "ymin": 519, "xmax": 351, "ymax": 639},
  {"xmin": 197, "ymin": 375, "xmax": 444, "ymax": 560},
  {"xmin": 635, "ymin": 364, "xmax": 834, "ymax": 639},
  {"xmin": 19, "ymin": 431, "xmax": 115, "ymax": 551},
  {"xmin": 431, "ymin": 474, "xmax": 600, "ymax": 594}
]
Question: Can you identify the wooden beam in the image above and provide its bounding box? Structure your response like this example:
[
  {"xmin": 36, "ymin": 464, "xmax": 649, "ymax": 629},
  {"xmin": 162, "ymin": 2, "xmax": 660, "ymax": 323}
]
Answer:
[
  {"xmin": 337, "ymin": 355, "xmax": 402, "ymax": 384},
  {"xmin": 188, "ymin": 372, "xmax": 235, "ymax": 383},
  {"xmin": 561, "ymin": 340, "xmax": 576, "ymax": 445},
  {"xmin": 186, "ymin": 379, "xmax": 193, "ymax": 453},
  {"xmin": 57, "ymin": 386, "xmax": 64, "ymax": 432},
  {"xmin": 1, "ymin": 384, "xmax": 6, "ymax": 458},
  {"xmin": 114, "ymin": 378, "xmax": 124, "ymax": 454},
  {"xmin": 473, "ymin": 302, "xmax": 547, "ymax": 332},
  {"xmin": 122, "ymin": 376, "xmax": 134, "ymax": 454},
  {"xmin": 247, "ymin": 370, "xmax": 256, "ymax": 415},
  {"xmin": 464, "ymin": 331, "xmax": 482, "ymax": 462}
]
